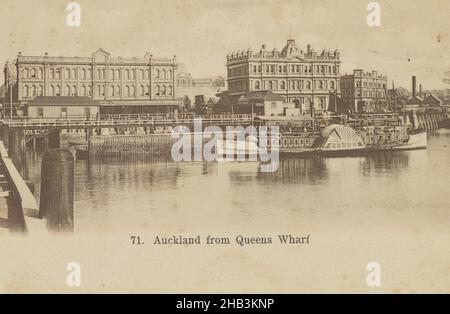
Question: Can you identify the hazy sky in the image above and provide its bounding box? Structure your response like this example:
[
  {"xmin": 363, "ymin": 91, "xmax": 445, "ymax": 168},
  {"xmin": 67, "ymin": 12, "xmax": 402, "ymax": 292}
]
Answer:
[{"xmin": 1, "ymin": 0, "xmax": 450, "ymax": 89}]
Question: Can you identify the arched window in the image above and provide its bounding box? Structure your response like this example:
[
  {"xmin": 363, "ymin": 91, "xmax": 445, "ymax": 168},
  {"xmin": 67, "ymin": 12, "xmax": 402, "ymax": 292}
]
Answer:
[
  {"xmin": 162, "ymin": 69, "xmax": 166, "ymax": 79},
  {"xmin": 131, "ymin": 86, "xmax": 135, "ymax": 97},
  {"xmin": 65, "ymin": 85, "xmax": 70, "ymax": 96},
  {"xmin": 167, "ymin": 70, "xmax": 172, "ymax": 79},
  {"xmin": 110, "ymin": 69, "xmax": 114, "ymax": 80},
  {"xmin": 24, "ymin": 68, "xmax": 29, "ymax": 78},
  {"xmin": 253, "ymin": 66, "xmax": 257, "ymax": 73},
  {"xmin": 125, "ymin": 86, "xmax": 130, "ymax": 97},
  {"xmin": 126, "ymin": 69, "xmax": 130, "ymax": 80},
  {"xmin": 168, "ymin": 85, "xmax": 173, "ymax": 96},
  {"xmin": 50, "ymin": 85, "xmax": 55, "ymax": 96},
  {"xmin": 38, "ymin": 69, "xmax": 43, "ymax": 79},
  {"xmin": 50, "ymin": 69, "xmax": 54, "ymax": 79},
  {"xmin": 130, "ymin": 70, "xmax": 135, "ymax": 80},
  {"xmin": 156, "ymin": 70, "xmax": 160, "ymax": 78},
  {"xmin": 281, "ymin": 81, "xmax": 286, "ymax": 90},
  {"xmin": 72, "ymin": 85, "xmax": 77, "ymax": 96},
  {"xmin": 82, "ymin": 86, "xmax": 86, "ymax": 96},
  {"xmin": 31, "ymin": 85, "xmax": 36, "ymax": 96},
  {"xmin": 140, "ymin": 85, "xmax": 145, "ymax": 96},
  {"xmin": 255, "ymin": 81, "xmax": 260, "ymax": 90},
  {"xmin": 82, "ymin": 69, "xmax": 86, "ymax": 80},
  {"xmin": 38, "ymin": 85, "xmax": 43, "ymax": 96},
  {"xmin": 139, "ymin": 70, "xmax": 144, "ymax": 80},
  {"xmin": 66, "ymin": 69, "xmax": 71, "ymax": 79},
  {"xmin": 156, "ymin": 85, "xmax": 160, "ymax": 96},
  {"xmin": 146, "ymin": 85, "xmax": 150, "ymax": 96},
  {"xmin": 31, "ymin": 68, "xmax": 37, "ymax": 78},
  {"xmin": 319, "ymin": 98, "xmax": 325, "ymax": 109},
  {"xmin": 145, "ymin": 70, "xmax": 149, "ymax": 79},
  {"xmin": 116, "ymin": 69, "xmax": 121, "ymax": 80},
  {"xmin": 306, "ymin": 81, "xmax": 311, "ymax": 90},
  {"xmin": 24, "ymin": 85, "xmax": 29, "ymax": 97},
  {"xmin": 116, "ymin": 85, "xmax": 120, "ymax": 97},
  {"xmin": 97, "ymin": 85, "xmax": 101, "ymax": 97},
  {"xmin": 330, "ymin": 81, "xmax": 335, "ymax": 90},
  {"xmin": 110, "ymin": 85, "xmax": 115, "ymax": 97},
  {"xmin": 56, "ymin": 85, "xmax": 61, "ymax": 96},
  {"xmin": 268, "ymin": 81, "xmax": 273, "ymax": 90},
  {"xmin": 72, "ymin": 69, "xmax": 77, "ymax": 79}
]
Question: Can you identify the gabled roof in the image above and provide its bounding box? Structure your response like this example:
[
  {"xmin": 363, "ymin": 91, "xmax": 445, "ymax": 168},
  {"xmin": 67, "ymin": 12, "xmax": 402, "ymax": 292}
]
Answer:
[
  {"xmin": 206, "ymin": 97, "xmax": 219, "ymax": 105},
  {"xmin": 92, "ymin": 48, "xmax": 110, "ymax": 57},
  {"xmin": 28, "ymin": 96, "xmax": 100, "ymax": 106},
  {"xmin": 405, "ymin": 95, "xmax": 424, "ymax": 105},
  {"xmin": 423, "ymin": 94, "xmax": 442, "ymax": 105},
  {"xmin": 241, "ymin": 90, "xmax": 284, "ymax": 102}
]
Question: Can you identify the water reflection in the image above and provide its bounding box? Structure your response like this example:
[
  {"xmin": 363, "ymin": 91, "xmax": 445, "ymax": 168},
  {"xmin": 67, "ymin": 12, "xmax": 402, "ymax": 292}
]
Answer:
[
  {"xmin": 22, "ymin": 133, "xmax": 450, "ymax": 234},
  {"xmin": 359, "ymin": 152, "xmax": 412, "ymax": 178},
  {"xmin": 256, "ymin": 158, "xmax": 329, "ymax": 184}
]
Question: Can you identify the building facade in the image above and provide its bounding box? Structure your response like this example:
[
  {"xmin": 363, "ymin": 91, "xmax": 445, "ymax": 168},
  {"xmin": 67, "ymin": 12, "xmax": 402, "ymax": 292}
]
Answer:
[
  {"xmin": 226, "ymin": 39, "xmax": 341, "ymax": 113},
  {"xmin": 4, "ymin": 49, "xmax": 179, "ymax": 115},
  {"xmin": 235, "ymin": 90, "xmax": 297, "ymax": 116},
  {"xmin": 27, "ymin": 96, "xmax": 100, "ymax": 118},
  {"xmin": 340, "ymin": 69, "xmax": 388, "ymax": 113}
]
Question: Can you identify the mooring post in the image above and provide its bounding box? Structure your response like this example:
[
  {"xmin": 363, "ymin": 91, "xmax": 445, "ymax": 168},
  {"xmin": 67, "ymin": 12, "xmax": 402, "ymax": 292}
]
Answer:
[
  {"xmin": 39, "ymin": 149, "xmax": 74, "ymax": 233},
  {"xmin": 1, "ymin": 123, "xmax": 10, "ymax": 147},
  {"xmin": 85, "ymin": 128, "xmax": 91, "ymax": 142},
  {"xmin": 48, "ymin": 129, "xmax": 61, "ymax": 149},
  {"xmin": 8, "ymin": 127, "xmax": 25, "ymax": 173}
]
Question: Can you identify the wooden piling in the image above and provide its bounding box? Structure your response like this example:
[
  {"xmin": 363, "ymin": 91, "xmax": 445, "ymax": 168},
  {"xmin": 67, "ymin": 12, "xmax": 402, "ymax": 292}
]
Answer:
[
  {"xmin": 39, "ymin": 149, "xmax": 74, "ymax": 233},
  {"xmin": 8, "ymin": 128, "xmax": 25, "ymax": 173},
  {"xmin": 48, "ymin": 129, "xmax": 61, "ymax": 149}
]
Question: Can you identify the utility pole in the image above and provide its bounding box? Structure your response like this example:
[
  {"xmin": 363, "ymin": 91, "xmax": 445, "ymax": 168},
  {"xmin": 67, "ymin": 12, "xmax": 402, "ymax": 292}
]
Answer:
[{"xmin": 9, "ymin": 76, "xmax": 13, "ymax": 121}]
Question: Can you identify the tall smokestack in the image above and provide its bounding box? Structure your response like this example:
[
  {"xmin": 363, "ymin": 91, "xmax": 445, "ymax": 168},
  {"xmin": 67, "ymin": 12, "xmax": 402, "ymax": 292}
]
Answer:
[
  {"xmin": 412, "ymin": 76, "xmax": 416, "ymax": 98},
  {"xmin": 419, "ymin": 84, "xmax": 422, "ymax": 97}
]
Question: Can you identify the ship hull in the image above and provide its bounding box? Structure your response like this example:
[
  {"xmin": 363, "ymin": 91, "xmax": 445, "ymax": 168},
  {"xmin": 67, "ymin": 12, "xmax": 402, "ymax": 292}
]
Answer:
[{"xmin": 278, "ymin": 132, "xmax": 427, "ymax": 157}]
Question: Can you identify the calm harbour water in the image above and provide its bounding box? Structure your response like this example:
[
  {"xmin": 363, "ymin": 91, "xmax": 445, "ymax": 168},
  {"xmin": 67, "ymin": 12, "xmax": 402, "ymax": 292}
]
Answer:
[{"xmin": 24, "ymin": 131, "xmax": 450, "ymax": 236}]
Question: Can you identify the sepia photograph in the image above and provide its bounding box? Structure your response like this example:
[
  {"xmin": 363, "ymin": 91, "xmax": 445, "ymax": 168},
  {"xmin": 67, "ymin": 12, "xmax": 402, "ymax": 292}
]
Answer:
[{"xmin": 0, "ymin": 0, "xmax": 449, "ymax": 296}]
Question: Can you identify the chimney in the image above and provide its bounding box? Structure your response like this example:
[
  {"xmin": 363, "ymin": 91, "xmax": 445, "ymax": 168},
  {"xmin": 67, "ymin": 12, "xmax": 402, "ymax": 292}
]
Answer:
[
  {"xmin": 412, "ymin": 76, "xmax": 416, "ymax": 98},
  {"xmin": 419, "ymin": 84, "xmax": 422, "ymax": 98}
]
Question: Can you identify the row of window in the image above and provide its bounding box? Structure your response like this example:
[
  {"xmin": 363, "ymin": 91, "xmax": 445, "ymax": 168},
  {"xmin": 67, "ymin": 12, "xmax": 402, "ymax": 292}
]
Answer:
[
  {"xmin": 342, "ymin": 90, "xmax": 386, "ymax": 98},
  {"xmin": 22, "ymin": 84, "xmax": 174, "ymax": 98},
  {"xmin": 266, "ymin": 138, "xmax": 313, "ymax": 147},
  {"xmin": 252, "ymin": 79, "xmax": 337, "ymax": 91},
  {"xmin": 341, "ymin": 80, "xmax": 386, "ymax": 89},
  {"xmin": 229, "ymin": 64, "xmax": 339, "ymax": 77},
  {"xmin": 22, "ymin": 67, "xmax": 173, "ymax": 80}
]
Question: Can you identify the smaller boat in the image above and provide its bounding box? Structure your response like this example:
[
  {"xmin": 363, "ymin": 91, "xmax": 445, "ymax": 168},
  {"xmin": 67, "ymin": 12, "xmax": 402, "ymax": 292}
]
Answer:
[
  {"xmin": 385, "ymin": 132, "xmax": 427, "ymax": 151},
  {"xmin": 216, "ymin": 135, "xmax": 260, "ymax": 159}
]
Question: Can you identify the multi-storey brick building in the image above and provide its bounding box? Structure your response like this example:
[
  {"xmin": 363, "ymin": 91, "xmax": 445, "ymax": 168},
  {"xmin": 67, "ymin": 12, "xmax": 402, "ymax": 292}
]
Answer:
[
  {"xmin": 4, "ymin": 48, "xmax": 180, "ymax": 116},
  {"xmin": 340, "ymin": 69, "xmax": 388, "ymax": 113},
  {"xmin": 226, "ymin": 39, "xmax": 341, "ymax": 114}
]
